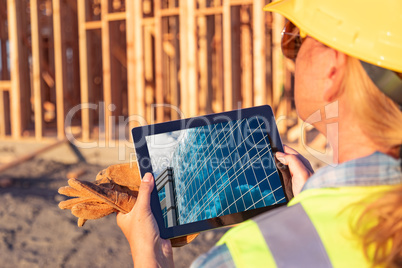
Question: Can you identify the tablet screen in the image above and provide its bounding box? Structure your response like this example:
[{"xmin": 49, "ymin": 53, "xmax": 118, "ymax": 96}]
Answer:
[{"xmin": 145, "ymin": 116, "xmax": 286, "ymax": 228}]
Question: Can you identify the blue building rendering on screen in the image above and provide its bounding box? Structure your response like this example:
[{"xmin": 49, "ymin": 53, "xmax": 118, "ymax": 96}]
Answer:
[{"xmin": 155, "ymin": 116, "xmax": 285, "ymax": 228}]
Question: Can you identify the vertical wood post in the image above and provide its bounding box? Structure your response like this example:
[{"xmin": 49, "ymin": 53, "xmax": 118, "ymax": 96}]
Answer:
[
  {"xmin": 272, "ymin": 12, "xmax": 284, "ymax": 111},
  {"xmin": 253, "ymin": 0, "xmax": 266, "ymax": 106},
  {"xmin": 7, "ymin": 0, "xmax": 30, "ymax": 139},
  {"xmin": 198, "ymin": 0, "xmax": 208, "ymax": 115},
  {"xmin": 78, "ymin": 0, "xmax": 92, "ymax": 141},
  {"xmin": 101, "ymin": 0, "xmax": 112, "ymax": 143},
  {"xmin": 126, "ymin": 0, "xmax": 145, "ymax": 129},
  {"xmin": 179, "ymin": 0, "xmax": 189, "ymax": 117},
  {"xmin": 222, "ymin": 0, "xmax": 232, "ymax": 111},
  {"xmin": 53, "ymin": 0, "xmax": 66, "ymax": 139},
  {"xmin": 154, "ymin": 0, "xmax": 164, "ymax": 122},
  {"xmin": 187, "ymin": 0, "xmax": 197, "ymax": 117},
  {"xmin": 31, "ymin": 0, "xmax": 44, "ymax": 140}
]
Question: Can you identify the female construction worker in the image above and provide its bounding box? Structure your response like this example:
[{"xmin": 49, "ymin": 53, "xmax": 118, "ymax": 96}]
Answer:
[{"xmin": 117, "ymin": 0, "xmax": 402, "ymax": 267}]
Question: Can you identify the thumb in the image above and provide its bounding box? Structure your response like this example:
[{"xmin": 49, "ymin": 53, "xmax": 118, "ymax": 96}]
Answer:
[
  {"xmin": 275, "ymin": 151, "xmax": 288, "ymax": 165},
  {"xmin": 135, "ymin": 173, "xmax": 155, "ymax": 210}
]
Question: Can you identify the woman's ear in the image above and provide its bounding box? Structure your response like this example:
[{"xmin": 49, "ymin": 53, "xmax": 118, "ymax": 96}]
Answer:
[{"xmin": 323, "ymin": 50, "xmax": 347, "ymax": 102}]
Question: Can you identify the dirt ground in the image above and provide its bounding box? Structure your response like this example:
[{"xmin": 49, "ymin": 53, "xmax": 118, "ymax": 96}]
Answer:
[
  {"xmin": 0, "ymin": 158, "xmax": 227, "ymax": 268},
  {"xmin": 0, "ymin": 141, "xmax": 328, "ymax": 268}
]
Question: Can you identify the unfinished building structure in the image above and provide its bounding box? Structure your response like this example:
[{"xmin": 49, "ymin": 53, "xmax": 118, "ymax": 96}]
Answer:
[{"xmin": 0, "ymin": 0, "xmax": 295, "ymax": 144}]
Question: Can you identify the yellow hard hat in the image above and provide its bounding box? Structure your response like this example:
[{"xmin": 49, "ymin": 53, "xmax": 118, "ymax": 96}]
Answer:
[{"xmin": 263, "ymin": 0, "xmax": 402, "ymax": 73}]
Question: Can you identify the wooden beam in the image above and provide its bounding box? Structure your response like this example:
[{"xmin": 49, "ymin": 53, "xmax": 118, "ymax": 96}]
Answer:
[
  {"xmin": 272, "ymin": 13, "xmax": 284, "ymax": 110},
  {"xmin": 101, "ymin": 0, "xmax": 113, "ymax": 144},
  {"xmin": 30, "ymin": 0, "xmax": 44, "ymax": 140},
  {"xmin": 78, "ymin": 0, "xmax": 92, "ymax": 141},
  {"xmin": 126, "ymin": 0, "xmax": 144, "ymax": 130},
  {"xmin": 187, "ymin": 0, "xmax": 198, "ymax": 117},
  {"xmin": 85, "ymin": 21, "xmax": 102, "ymax": 30},
  {"xmin": 196, "ymin": 7, "xmax": 223, "ymax": 16},
  {"xmin": 7, "ymin": 0, "xmax": 31, "ymax": 139},
  {"xmin": 154, "ymin": 0, "xmax": 164, "ymax": 123},
  {"xmin": 179, "ymin": 0, "xmax": 189, "ymax": 117},
  {"xmin": 53, "ymin": 0, "xmax": 66, "ymax": 139},
  {"xmin": 223, "ymin": 0, "xmax": 232, "ymax": 111},
  {"xmin": 134, "ymin": 0, "xmax": 146, "ymax": 123},
  {"xmin": 105, "ymin": 12, "xmax": 126, "ymax": 21},
  {"xmin": 229, "ymin": 0, "xmax": 254, "ymax": 5},
  {"xmin": 142, "ymin": 17, "xmax": 154, "ymax": 26},
  {"xmin": 198, "ymin": 0, "xmax": 208, "ymax": 115},
  {"xmin": 0, "ymin": 81, "xmax": 11, "ymax": 90},
  {"xmin": 253, "ymin": 0, "xmax": 266, "ymax": 106},
  {"xmin": 160, "ymin": 8, "xmax": 180, "ymax": 17}
]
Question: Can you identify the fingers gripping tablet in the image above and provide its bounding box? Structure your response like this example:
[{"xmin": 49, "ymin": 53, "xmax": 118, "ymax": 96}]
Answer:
[{"xmin": 132, "ymin": 105, "xmax": 292, "ymax": 240}]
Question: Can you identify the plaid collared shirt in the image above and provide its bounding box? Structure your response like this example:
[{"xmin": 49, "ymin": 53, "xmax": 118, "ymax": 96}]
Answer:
[{"xmin": 190, "ymin": 151, "xmax": 402, "ymax": 268}]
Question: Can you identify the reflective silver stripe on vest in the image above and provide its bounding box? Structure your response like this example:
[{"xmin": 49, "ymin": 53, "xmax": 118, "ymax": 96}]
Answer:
[{"xmin": 254, "ymin": 203, "xmax": 332, "ymax": 268}]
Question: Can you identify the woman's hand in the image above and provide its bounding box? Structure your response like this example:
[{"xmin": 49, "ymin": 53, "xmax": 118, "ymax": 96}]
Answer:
[
  {"xmin": 116, "ymin": 173, "xmax": 174, "ymax": 268},
  {"xmin": 276, "ymin": 145, "xmax": 314, "ymax": 196}
]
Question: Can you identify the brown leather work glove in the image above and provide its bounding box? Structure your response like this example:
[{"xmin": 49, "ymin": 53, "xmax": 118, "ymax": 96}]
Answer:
[{"xmin": 58, "ymin": 163, "xmax": 198, "ymax": 247}]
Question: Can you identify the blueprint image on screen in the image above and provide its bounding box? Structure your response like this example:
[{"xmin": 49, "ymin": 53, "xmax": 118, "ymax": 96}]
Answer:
[{"xmin": 146, "ymin": 116, "xmax": 285, "ymax": 228}]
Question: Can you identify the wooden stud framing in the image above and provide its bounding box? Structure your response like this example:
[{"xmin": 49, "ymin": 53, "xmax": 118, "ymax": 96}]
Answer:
[
  {"xmin": 126, "ymin": 0, "xmax": 145, "ymax": 130},
  {"xmin": 179, "ymin": 0, "xmax": 189, "ymax": 117},
  {"xmin": 187, "ymin": 0, "xmax": 198, "ymax": 117},
  {"xmin": 53, "ymin": 0, "xmax": 66, "ymax": 139},
  {"xmin": 272, "ymin": 12, "xmax": 285, "ymax": 111},
  {"xmin": 101, "ymin": 0, "xmax": 112, "ymax": 144},
  {"xmin": 160, "ymin": 8, "xmax": 180, "ymax": 17},
  {"xmin": 78, "ymin": 0, "xmax": 92, "ymax": 141},
  {"xmin": 85, "ymin": 21, "xmax": 102, "ymax": 30},
  {"xmin": 30, "ymin": 0, "xmax": 44, "ymax": 140},
  {"xmin": 198, "ymin": 0, "xmax": 208, "ymax": 115},
  {"xmin": 105, "ymin": 12, "xmax": 126, "ymax": 21},
  {"xmin": 154, "ymin": 0, "xmax": 165, "ymax": 123},
  {"xmin": 1, "ymin": 0, "xmax": 296, "ymax": 142},
  {"xmin": 7, "ymin": 0, "xmax": 30, "ymax": 139},
  {"xmin": 253, "ymin": 0, "xmax": 266, "ymax": 106},
  {"xmin": 222, "ymin": 0, "xmax": 232, "ymax": 111}
]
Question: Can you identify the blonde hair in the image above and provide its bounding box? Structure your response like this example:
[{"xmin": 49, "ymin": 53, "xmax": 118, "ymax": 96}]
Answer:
[
  {"xmin": 354, "ymin": 185, "xmax": 402, "ymax": 268},
  {"xmin": 341, "ymin": 57, "xmax": 402, "ymax": 150},
  {"xmin": 342, "ymin": 56, "xmax": 402, "ymax": 267}
]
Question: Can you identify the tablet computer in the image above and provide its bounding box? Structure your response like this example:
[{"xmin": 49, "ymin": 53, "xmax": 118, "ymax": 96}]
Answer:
[{"xmin": 132, "ymin": 105, "xmax": 292, "ymax": 240}]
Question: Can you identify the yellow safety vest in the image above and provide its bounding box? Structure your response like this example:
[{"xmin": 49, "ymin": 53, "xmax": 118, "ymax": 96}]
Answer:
[{"xmin": 217, "ymin": 185, "xmax": 392, "ymax": 268}]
